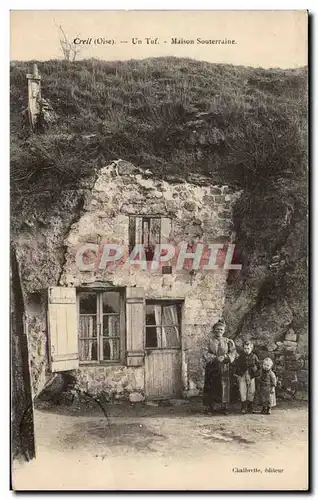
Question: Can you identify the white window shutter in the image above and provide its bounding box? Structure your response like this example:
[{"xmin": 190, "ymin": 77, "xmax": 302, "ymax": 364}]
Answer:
[
  {"xmin": 126, "ymin": 287, "xmax": 145, "ymax": 367},
  {"xmin": 47, "ymin": 287, "xmax": 79, "ymax": 372}
]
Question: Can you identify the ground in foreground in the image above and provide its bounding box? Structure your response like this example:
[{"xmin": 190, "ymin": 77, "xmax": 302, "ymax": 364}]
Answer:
[{"xmin": 12, "ymin": 399, "xmax": 308, "ymax": 490}]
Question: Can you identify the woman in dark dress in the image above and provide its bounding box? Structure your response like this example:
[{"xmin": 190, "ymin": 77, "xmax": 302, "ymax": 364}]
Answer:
[{"xmin": 202, "ymin": 319, "xmax": 236, "ymax": 415}]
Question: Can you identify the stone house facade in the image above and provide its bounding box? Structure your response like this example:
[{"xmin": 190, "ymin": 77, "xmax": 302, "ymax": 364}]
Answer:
[{"xmin": 21, "ymin": 160, "xmax": 242, "ymax": 401}]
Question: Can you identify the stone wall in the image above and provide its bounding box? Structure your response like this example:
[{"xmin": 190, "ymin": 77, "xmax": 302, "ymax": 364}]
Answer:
[
  {"xmin": 60, "ymin": 161, "xmax": 241, "ymax": 397},
  {"xmin": 234, "ymin": 295, "xmax": 308, "ymax": 400},
  {"xmin": 75, "ymin": 365, "xmax": 145, "ymax": 400},
  {"xmin": 234, "ymin": 326, "xmax": 308, "ymax": 401},
  {"xmin": 257, "ymin": 330, "xmax": 307, "ymax": 401}
]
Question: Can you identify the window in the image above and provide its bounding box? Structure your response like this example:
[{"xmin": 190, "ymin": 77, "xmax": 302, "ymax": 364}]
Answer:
[
  {"xmin": 129, "ymin": 216, "xmax": 171, "ymax": 261},
  {"xmin": 78, "ymin": 290, "xmax": 124, "ymax": 363},
  {"xmin": 145, "ymin": 301, "xmax": 182, "ymax": 349}
]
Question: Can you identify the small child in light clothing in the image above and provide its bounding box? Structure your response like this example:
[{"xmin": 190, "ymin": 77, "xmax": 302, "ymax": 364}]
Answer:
[
  {"xmin": 235, "ymin": 341, "xmax": 260, "ymax": 414},
  {"xmin": 259, "ymin": 357, "xmax": 277, "ymax": 415}
]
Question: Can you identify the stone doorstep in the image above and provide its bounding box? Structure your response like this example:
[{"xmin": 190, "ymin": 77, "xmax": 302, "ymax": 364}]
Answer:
[
  {"xmin": 145, "ymin": 398, "xmax": 191, "ymax": 407},
  {"xmin": 128, "ymin": 391, "xmax": 193, "ymax": 406},
  {"xmin": 145, "ymin": 400, "xmax": 159, "ymax": 407},
  {"xmin": 128, "ymin": 392, "xmax": 145, "ymax": 403},
  {"xmin": 184, "ymin": 389, "xmax": 201, "ymax": 398},
  {"xmin": 169, "ymin": 398, "xmax": 190, "ymax": 406},
  {"xmin": 130, "ymin": 398, "xmax": 192, "ymax": 407}
]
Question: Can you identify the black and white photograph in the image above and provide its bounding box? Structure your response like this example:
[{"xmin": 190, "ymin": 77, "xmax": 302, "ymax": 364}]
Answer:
[{"xmin": 10, "ymin": 10, "xmax": 308, "ymax": 491}]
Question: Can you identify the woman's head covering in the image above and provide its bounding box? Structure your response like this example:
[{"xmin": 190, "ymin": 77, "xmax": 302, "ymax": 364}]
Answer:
[{"xmin": 213, "ymin": 319, "xmax": 226, "ymax": 331}]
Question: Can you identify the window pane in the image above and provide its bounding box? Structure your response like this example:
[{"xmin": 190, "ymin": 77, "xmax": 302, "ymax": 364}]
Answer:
[
  {"xmin": 79, "ymin": 339, "xmax": 98, "ymax": 361},
  {"xmin": 146, "ymin": 326, "xmax": 158, "ymax": 348},
  {"xmin": 145, "ymin": 302, "xmax": 182, "ymax": 349},
  {"xmin": 142, "ymin": 218, "xmax": 150, "ymax": 247},
  {"xmin": 103, "ymin": 338, "xmax": 120, "ymax": 361},
  {"xmin": 163, "ymin": 326, "xmax": 180, "ymax": 348},
  {"xmin": 162, "ymin": 304, "xmax": 181, "ymax": 348},
  {"xmin": 162, "ymin": 304, "xmax": 181, "ymax": 325},
  {"xmin": 141, "ymin": 217, "xmax": 161, "ymax": 261},
  {"xmin": 103, "ymin": 315, "xmax": 119, "ymax": 337},
  {"xmin": 135, "ymin": 217, "xmax": 143, "ymax": 245},
  {"xmin": 146, "ymin": 303, "xmax": 161, "ymax": 347},
  {"xmin": 150, "ymin": 218, "xmax": 161, "ymax": 246},
  {"xmin": 102, "ymin": 292, "xmax": 120, "ymax": 313},
  {"xmin": 146, "ymin": 304, "xmax": 156, "ymax": 325},
  {"xmin": 79, "ymin": 315, "xmax": 97, "ymax": 338},
  {"xmin": 79, "ymin": 292, "xmax": 97, "ymax": 314}
]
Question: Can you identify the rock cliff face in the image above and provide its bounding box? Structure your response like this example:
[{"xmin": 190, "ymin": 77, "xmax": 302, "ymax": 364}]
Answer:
[
  {"xmin": 11, "ymin": 189, "xmax": 86, "ymax": 395},
  {"xmin": 223, "ymin": 179, "xmax": 308, "ymax": 399},
  {"xmin": 11, "ymin": 249, "xmax": 35, "ymax": 460}
]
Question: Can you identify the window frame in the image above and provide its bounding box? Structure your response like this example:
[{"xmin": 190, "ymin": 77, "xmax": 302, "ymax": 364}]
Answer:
[
  {"xmin": 77, "ymin": 288, "xmax": 126, "ymax": 365},
  {"xmin": 129, "ymin": 215, "xmax": 166, "ymax": 261},
  {"xmin": 145, "ymin": 299, "xmax": 183, "ymax": 351}
]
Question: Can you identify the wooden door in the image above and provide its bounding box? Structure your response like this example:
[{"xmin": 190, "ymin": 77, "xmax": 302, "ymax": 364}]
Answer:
[
  {"xmin": 145, "ymin": 349, "xmax": 182, "ymax": 399},
  {"xmin": 144, "ymin": 301, "xmax": 182, "ymax": 400}
]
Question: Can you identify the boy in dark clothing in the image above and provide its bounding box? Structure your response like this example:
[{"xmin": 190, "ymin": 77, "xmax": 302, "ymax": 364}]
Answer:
[{"xmin": 235, "ymin": 341, "xmax": 261, "ymax": 414}]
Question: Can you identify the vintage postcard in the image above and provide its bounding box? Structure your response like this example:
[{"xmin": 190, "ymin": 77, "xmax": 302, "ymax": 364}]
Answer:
[{"xmin": 10, "ymin": 10, "xmax": 308, "ymax": 491}]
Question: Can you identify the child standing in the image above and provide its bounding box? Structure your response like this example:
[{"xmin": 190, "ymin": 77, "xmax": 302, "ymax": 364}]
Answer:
[
  {"xmin": 259, "ymin": 357, "xmax": 277, "ymax": 415},
  {"xmin": 235, "ymin": 341, "xmax": 260, "ymax": 414}
]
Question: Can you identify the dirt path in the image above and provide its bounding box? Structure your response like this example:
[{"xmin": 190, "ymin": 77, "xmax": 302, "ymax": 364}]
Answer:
[{"xmin": 12, "ymin": 401, "xmax": 308, "ymax": 490}]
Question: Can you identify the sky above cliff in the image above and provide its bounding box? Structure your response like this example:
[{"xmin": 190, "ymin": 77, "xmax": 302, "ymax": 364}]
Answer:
[{"xmin": 10, "ymin": 10, "xmax": 307, "ymax": 69}]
